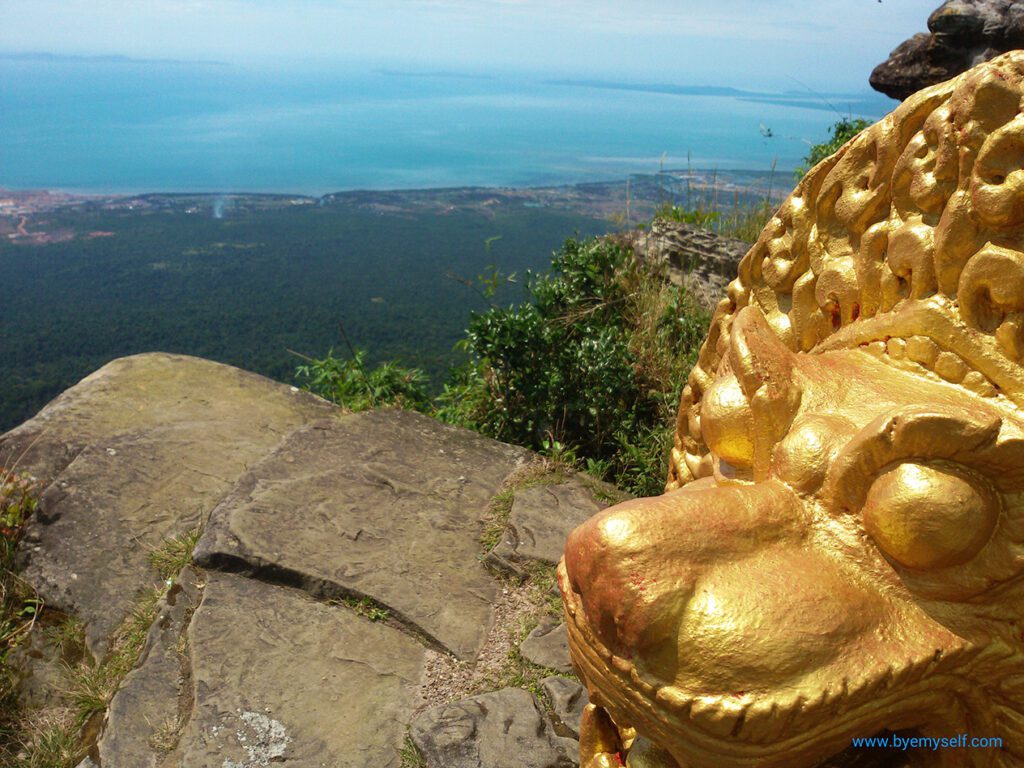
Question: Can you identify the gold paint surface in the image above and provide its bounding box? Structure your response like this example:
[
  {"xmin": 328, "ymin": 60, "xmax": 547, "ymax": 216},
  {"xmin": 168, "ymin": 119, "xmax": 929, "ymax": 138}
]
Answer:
[
  {"xmin": 862, "ymin": 462, "xmax": 999, "ymax": 570},
  {"xmin": 561, "ymin": 52, "xmax": 1024, "ymax": 768}
]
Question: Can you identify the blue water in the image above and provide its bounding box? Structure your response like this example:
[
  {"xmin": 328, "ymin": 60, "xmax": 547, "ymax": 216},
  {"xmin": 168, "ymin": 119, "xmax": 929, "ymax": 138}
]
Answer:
[{"xmin": 0, "ymin": 60, "xmax": 894, "ymax": 194}]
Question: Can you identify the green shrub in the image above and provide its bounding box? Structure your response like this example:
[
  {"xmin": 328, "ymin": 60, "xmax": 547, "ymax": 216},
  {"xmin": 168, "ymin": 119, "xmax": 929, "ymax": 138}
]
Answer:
[
  {"xmin": 655, "ymin": 202, "xmax": 720, "ymax": 229},
  {"xmin": 295, "ymin": 237, "xmax": 712, "ymax": 495},
  {"xmin": 295, "ymin": 349, "xmax": 431, "ymax": 412},
  {"xmin": 655, "ymin": 199, "xmax": 777, "ymax": 244},
  {"xmin": 436, "ymin": 237, "xmax": 709, "ymax": 496},
  {"xmin": 794, "ymin": 117, "xmax": 871, "ymax": 179}
]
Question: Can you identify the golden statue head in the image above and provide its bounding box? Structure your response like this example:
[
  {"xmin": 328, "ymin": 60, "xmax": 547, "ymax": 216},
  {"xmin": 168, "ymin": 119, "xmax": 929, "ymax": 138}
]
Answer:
[{"xmin": 559, "ymin": 51, "xmax": 1024, "ymax": 768}]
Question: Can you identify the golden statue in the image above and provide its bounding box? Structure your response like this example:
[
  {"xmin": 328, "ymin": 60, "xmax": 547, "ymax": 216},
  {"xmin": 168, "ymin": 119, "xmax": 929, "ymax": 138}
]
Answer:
[{"xmin": 559, "ymin": 51, "xmax": 1024, "ymax": 768}]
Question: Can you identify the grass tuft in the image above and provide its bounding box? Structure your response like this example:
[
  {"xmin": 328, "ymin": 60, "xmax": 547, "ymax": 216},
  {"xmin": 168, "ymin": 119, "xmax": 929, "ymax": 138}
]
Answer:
[
  {"xmin": 399, "ymin": 734, "xmax": 426, "ymax": 768},
  {"xmin": 4, "ymin": 708, "xmax": 79, "ymax": 768},
  {"xmin": 43, "ymin": 618, "xmax": 85, "ymax": 661},
  {"xmin": 148, "ymin": 715, "xmax": 182, "ymax": 754},
  {"xmin": 337, "ymin": 595, "xmax": 391, "ymax": 623},
  {"xmin": 1, "ymin": 514, "xmax": 202, "ymax": 767},
  {"xmin": 147, "ymin": 527, "xmax": 200, "ymax": 582},
  {"xmin": 66, "ymin": 586, "xmax": 163, "ymax": 726}
]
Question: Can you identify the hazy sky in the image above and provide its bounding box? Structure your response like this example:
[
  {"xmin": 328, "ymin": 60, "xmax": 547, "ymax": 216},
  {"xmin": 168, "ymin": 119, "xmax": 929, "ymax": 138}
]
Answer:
[{"xmin": 2, "ymin": 0, "xmax": 939, "ymax": 91}]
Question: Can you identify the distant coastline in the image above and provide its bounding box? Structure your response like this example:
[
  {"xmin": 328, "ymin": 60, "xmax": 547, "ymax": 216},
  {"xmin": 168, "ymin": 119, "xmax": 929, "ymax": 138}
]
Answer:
[
  {"xmin": 0, "ymin": 50, "xmax": 229, "ymax": 66},
  {"xmin": 376, "ymin": 68, "xmax": 497, "ymax": 80},
  {"xmin": 0, "ymin": 168, "xmax": 787, "ymax": 231},
  {"xmin": 547, "ymin": 78, "xmax": 895, "ymax": 118}
]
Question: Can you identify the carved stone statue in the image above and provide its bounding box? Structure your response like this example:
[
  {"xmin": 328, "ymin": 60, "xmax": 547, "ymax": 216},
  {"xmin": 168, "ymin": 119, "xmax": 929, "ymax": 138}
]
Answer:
[{"xmin": 559, "ymin": 51, "xmax": 1024, "ymax": 768}]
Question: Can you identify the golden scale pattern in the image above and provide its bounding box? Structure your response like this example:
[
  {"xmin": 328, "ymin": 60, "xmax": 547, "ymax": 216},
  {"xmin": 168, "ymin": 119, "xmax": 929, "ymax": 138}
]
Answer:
[
  {"xmin": 669, "ymin": 51, "xmax": 1024, "ymax": 491},
  {"xmin": 560, "ymin": 51, "xmax": 1024, "ymax": 768}
]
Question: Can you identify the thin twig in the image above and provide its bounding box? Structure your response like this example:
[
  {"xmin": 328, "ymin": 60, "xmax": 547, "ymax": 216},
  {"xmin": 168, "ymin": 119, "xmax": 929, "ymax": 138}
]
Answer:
[
  {"xmin": 286, "ymin": 348, "xmax": 314, "ymax": 363},
  {"xmin": 0, "ymin": 430, "xmax": 44, "ymax": 488},
  {"xmin": 445, "ymin": 270, "xmax": 496, "ymax": 309}
]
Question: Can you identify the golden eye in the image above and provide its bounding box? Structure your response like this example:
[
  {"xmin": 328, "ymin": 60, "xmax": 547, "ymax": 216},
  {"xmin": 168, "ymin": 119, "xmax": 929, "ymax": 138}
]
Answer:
[
  {"xmin": 863, "ymin": 462, "xmax": 999, "ymax": 570},
  {"xmin": 700, "ymin": 374, "xmax": 754, "ymax": 468}
]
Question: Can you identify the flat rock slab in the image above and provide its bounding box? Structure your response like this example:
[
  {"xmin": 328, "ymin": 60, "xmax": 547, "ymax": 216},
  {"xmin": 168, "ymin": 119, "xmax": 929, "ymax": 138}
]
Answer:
[
  {"xmin": 520, "ymin": 619, "xmax": 573, "ymax": 674},
  {"xmin": 174, "ymin": 571, "xmax": 427, "ymax": 767},
  {"xmin": 194, "ymin": 410, "xmax": 528, "ymax": 660},
  {"xmin": 0, "ymin": 353, "xmax": 334, "ymax": 487},
  {"xmin": 410, "ymin": 687, "xmax": 578, "ymax": 768},
  {"xmin": 494, "ymin": 478, "xmax": 614, "ymax": 567},
  {"xmin": 1, "ymin": 354, "xmax": 336, "ymax": 655}
]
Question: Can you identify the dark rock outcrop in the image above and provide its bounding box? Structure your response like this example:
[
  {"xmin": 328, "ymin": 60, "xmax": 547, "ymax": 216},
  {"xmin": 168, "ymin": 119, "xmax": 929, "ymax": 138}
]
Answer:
[
  {"xmin": 870, "ymin": 0, "xmax": 1024, "ymax": 100},
  {"xmin": 627, "ymin": 219, "xmax": 750, "ymax": 309}
]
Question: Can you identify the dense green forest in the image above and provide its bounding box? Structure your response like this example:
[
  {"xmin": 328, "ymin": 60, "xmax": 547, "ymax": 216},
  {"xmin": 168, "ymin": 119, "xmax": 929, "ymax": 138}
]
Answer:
[{"xmin": 0, "ymin": 197, "xmax": 608, "ymax": 431}]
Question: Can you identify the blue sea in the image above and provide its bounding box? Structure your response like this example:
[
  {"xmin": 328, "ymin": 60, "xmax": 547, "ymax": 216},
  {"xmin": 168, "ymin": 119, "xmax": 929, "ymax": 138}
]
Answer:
[{"xmin": 0, "ymin": 58, "xmax": 895, "ymax": 195}]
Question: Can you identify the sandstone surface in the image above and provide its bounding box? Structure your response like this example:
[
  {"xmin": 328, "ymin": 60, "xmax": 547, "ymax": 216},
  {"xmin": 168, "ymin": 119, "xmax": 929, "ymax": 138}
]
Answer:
[
  {"xmin": 541, "ymin": 677, "xmax": 588, "ymax": 740},
  {"xmin": 492, "ymin": 478, "xmax": 606, "ymax": 569},
  {"xmin": 410, "ymin": 687, "xmax": 578, "ymax": 768},
  {"xmin": 0, "ymin": 353, "xmax": 336, "ymax": 656},
  {"xmin": 178, "ymin": 571, "xmax": 426, "ymax": 767},
  {"xmin": 520, "ymin": 618, "xmax": 573, "ymax": 674},
  {"xmin": 96, "ymin": 567, "xmax": 203, "ymax": 768},
  {"xmin": 193, "ymin": 410, "xmax": 528, "ymax": 660},
  {"xmin": 2, "ymin": 354, "xmax": 600, "ymax": 766}
]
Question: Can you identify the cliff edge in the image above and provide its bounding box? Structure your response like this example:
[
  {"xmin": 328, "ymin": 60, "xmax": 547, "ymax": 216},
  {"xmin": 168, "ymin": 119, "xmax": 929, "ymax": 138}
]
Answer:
[{"xmin": 1, "ymin": 353, "xmax": 624, "ymax": 767}]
